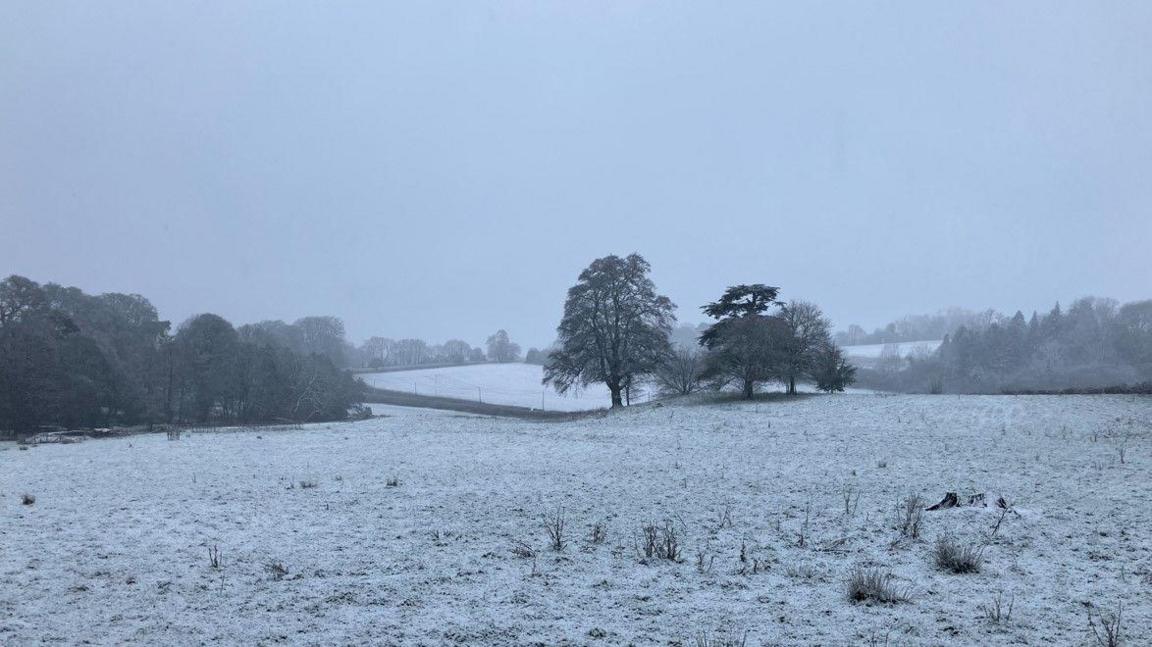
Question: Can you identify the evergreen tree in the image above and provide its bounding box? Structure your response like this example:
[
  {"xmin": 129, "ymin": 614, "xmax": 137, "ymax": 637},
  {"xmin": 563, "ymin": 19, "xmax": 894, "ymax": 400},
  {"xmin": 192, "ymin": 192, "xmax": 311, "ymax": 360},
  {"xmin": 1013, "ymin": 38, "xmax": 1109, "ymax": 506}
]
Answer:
[
  {"xmin": 812, "ymin": 344, "xmax": 857, "ymax": 393},
  {"xmin": 698, "ymin": 284, "xmax": 786, "ymax": 399}
]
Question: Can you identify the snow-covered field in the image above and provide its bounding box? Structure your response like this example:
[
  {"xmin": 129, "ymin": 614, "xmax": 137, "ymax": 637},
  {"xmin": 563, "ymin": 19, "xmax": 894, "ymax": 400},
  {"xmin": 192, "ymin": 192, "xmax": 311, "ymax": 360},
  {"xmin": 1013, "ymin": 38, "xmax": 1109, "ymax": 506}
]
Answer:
[
  {"xmin": 842, "ymin": 340, "xmax": 942, "ymax": 360},
  {"xmin": 359, "ymin": 363, "xmax": 632, "ymax": 411},
  {"xmin": 2, "ymin": 395, "xmax": 1150, "ymax": 645}
]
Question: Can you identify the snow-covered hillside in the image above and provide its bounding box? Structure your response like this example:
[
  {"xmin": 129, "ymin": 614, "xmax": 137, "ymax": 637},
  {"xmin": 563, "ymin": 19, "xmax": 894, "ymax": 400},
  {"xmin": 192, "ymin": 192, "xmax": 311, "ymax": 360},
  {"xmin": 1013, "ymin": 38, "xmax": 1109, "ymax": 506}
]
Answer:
[
  {"xmin": 2, "ymin": 394, "xmax": 1149, "ymax": 645},
  {"xmin": 359, "ymin": 363, "xmax": 630, "ymax": 411},
  {"xmin": 842, "ymin": 339, "xmax": 942, "ymax": 359}
]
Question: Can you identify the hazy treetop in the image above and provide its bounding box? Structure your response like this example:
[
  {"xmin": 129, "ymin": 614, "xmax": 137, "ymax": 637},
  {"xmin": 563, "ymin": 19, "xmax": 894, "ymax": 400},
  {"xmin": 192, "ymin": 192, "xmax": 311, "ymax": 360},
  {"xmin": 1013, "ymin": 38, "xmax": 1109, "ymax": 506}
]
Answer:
[{"xmin": 3, "ymin": 2, "xmax": 1149, "ymax": 348}]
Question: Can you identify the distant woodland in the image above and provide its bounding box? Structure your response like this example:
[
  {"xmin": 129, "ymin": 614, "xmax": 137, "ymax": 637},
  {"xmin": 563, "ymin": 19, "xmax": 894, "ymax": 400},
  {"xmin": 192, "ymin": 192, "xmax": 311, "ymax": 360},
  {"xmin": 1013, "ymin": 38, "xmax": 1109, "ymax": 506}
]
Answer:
[
  {"xmin": 853, "ymin": 298, "xmax": 1152, "ymax": 393},
  {"xmin": 0, "ymin": 275, "xmax": 360, "ymax": 436}
]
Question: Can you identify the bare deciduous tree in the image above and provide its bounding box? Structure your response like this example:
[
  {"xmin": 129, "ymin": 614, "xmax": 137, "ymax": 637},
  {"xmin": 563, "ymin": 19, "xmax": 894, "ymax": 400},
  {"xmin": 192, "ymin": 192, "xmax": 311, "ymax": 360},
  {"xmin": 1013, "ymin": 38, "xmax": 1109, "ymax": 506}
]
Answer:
[
  {"xmin": 778, "ymin": 300, "xmax": 833, "ymax": 395},
  {"xmin": 656, "ymin": 347, "xmax": 705, "ymax": 396},
  {"xmin": 486, "ymin": 329, "xmax": 521, "ymax": 363}
]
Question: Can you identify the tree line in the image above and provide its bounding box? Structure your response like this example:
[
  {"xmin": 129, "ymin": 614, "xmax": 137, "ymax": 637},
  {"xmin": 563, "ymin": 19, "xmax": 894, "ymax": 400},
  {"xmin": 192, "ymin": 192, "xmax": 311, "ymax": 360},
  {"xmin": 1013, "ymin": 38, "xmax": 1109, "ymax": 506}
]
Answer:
[
  {"xmin": 544, "ymin": 254, "xmax": 855, "ymax": 407},
  {"xmin": 834, "ymin": 308, "xmax": 1000, "ymax": 346},
  {"xmin": 0, "ymin": 275, "xmax": 360, "ymax": 437},
  {"xmin": 352, "ymin": 329, "xmax": 524, "ymax": 369},
  {"xmin": 858, "ymin": 297, "xmax": 1152, "ymax": 393}
]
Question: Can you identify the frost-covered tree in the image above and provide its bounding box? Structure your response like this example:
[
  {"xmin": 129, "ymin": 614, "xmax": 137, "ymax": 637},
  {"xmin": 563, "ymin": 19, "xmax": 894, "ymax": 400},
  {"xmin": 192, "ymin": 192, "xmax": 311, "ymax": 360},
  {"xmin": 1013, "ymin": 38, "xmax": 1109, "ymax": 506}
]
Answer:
[
  {"xmin": 440, "ymin": 339, "xmax": 473, "ymax": 363},
  {"xmin": 778, "ymin": 300, "xmax": 833, "ymax": 395},
  {"xmin": 486, "ymin": 329, "xmax": 521, "ymax": 363},
  {"xmin": 524, "ymin": 347, "xmax": 548, "ymax": 365},
  {"xmin": 545, "ymin": 254, "xmax": 675, "ymax": 408},
  {"xmin": 293, "ymin": 316, "xmax": 347, "ymax": 367}
]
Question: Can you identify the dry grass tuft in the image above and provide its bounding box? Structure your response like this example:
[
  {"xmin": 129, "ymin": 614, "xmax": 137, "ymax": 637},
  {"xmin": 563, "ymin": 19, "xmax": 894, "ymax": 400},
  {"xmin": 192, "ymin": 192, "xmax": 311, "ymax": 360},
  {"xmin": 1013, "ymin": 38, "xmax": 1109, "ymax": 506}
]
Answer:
[
  {"xmin": 847, "ymin": 567, "xmax": 910, "ymax": 604},
  {"xmin": 934, "ymin": 535, "xmax": 984, "ymax": 574}
]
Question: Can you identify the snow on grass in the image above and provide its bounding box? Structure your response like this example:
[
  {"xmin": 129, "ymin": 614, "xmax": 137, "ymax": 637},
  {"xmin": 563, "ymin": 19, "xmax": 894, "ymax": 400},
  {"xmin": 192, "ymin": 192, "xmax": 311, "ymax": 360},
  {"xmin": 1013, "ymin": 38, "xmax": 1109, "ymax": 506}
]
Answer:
[
  {"xmin": 2, "ymin": 394, "xmax": 1150, "ymax": 645},
  {"xmin": 359, "ymin": 363, "xmax": 635, "ymax": 411}
]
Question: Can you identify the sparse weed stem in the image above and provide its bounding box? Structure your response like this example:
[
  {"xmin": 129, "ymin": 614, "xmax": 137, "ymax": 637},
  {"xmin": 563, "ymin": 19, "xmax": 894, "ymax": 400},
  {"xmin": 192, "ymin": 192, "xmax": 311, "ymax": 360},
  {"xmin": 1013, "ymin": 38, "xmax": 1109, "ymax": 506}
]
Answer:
[
  {"xmin": 511, "ymin": 540, "xmax": 536, "ymax": 559},
  {"xmin": 895, "ymin": 495, "xmax": 924, "ymax": 540},
  {"xmin": 797, "ymin": 501, "xmax": 811, "ymax": 548},
  {"xmin": 544, "ymin": 507, "xmax": 566, "ymax": 551},
  {"xmin": 1088, "ymin": 601, "xmax": 1123, "ymax": 647},
  {"xmin": 980, "ymin": 591, "xmax": 1014, "ymax": 625},
  {"xmin": 590, "ymin": 521, "xmax": 607, "ymax": 544}
]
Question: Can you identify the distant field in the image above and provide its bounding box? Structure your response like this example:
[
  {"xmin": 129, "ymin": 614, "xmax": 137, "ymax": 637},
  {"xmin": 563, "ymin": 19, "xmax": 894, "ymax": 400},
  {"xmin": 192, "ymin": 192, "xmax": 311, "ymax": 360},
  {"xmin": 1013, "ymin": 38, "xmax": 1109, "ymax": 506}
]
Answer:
[
  {"xmin": 842, "ymin": 339, "xmax": 942, "ymax": 359},
  {"xmin": 359, "ymin": 364, "xmax": 873, "ymax": 410},
  {"xmin": 358, "ymin": 363, "xmax": 624, "ymax": 411}
]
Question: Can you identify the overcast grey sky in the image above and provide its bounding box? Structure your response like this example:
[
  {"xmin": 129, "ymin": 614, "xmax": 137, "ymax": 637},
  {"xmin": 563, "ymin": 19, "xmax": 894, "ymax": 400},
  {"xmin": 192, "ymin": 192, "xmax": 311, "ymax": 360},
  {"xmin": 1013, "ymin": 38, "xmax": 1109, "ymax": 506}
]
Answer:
[{"xmin": 3, "ymin": 2, "xmax": 1149, "ymax": 349}]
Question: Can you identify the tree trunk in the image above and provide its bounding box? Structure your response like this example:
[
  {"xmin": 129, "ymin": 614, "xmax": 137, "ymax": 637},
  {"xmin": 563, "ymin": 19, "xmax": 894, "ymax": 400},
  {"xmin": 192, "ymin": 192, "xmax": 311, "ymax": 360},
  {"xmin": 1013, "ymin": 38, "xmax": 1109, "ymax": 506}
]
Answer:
[
  {"xmin": 609, "ymin": 382, "xmax": 623, "ymax": 408},
  {"xmin": 742, "ymin": 380, "xmax": 754, "ymax": 399},
  {"xmin": 788, "ymin": 376, "xmax": 796, "ymax": 395}
]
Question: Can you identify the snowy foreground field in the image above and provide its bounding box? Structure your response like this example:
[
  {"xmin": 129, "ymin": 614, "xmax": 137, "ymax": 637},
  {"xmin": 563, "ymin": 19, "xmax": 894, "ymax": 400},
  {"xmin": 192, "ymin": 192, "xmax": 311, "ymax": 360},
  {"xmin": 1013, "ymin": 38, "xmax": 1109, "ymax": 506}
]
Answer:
[{"xmin": 2, "ymin": 395, "xmax": 1150, "ymax": 646}]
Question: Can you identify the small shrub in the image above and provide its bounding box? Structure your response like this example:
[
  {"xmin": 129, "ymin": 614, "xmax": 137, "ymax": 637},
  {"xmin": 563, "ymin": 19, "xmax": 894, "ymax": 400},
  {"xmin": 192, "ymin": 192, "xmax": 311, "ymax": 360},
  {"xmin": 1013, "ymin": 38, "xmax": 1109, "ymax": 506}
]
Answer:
[
  {"xmin": 929, "ymin": 377, "xmax": 944, "ymax": 394},
  {"xmin": 934, "ymin": 535, "xmax": 983, "ymax": 574},
  {"xmin": 208, "ymin": 544, "xmax": 222, "ymax": 569},
  {"xmin": 638, "ymin": 521, "xmax": 682, "ymax": 562},
  {"xmin": 847, "ymin": 567, "xmax": 910, "ymax": 604},
  {"xmin": 385, "ymin": 476, "xmax": 400, "ymax": 487},
  {"xmin": 299, "ymin": 480, "xmax": 318, "ymax": 489},
  {"xmin": 544, "ymin": 508, "xmax": 566, "ymax": 551},
  {"xmin": 21, "ymin": 493, "xmax": 35, "ymax": 506}
]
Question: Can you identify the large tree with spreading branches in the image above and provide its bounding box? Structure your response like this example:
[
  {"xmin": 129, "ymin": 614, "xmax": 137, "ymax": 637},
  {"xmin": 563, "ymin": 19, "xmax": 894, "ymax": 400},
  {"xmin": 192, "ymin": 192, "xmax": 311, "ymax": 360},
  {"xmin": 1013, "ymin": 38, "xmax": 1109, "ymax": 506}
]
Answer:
[{"xmin": 545, "ymin": 253, "xmax": 675, "ymax": 408}]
